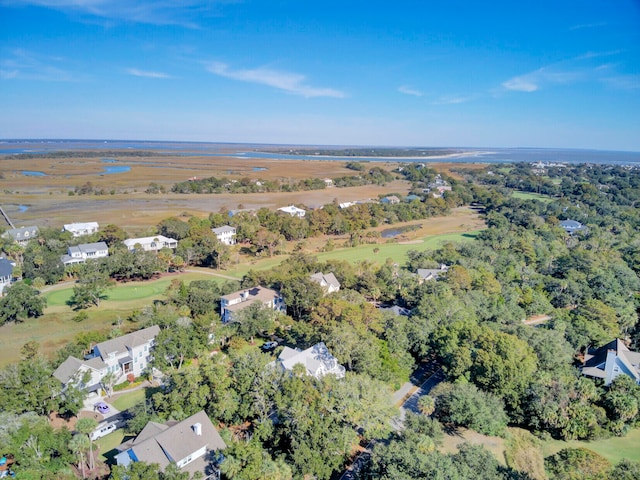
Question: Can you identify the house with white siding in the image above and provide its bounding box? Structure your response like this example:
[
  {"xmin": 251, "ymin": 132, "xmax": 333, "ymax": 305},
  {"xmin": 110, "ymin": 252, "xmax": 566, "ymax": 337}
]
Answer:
[
  {"xmin": 212, "ymin": 225, "xmax": 236, "ymax": 245},
  {"xmin": 220, "ymin": 286, "xmax": 286, "ymax": 323},
  {"xmin": 63, "ymin": 222, "xmax": 99, "ymax": 237},
  {"xmin": 123, "ymin": 235, "xmax": 178, "ymax": 252},
  {"xmin": 61, "ymin": 242, "xmax": 109, "ymax": 265}
]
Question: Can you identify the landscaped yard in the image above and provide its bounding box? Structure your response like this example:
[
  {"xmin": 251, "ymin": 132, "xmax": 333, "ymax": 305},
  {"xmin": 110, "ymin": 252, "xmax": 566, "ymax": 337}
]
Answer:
[
  {"xmin": 95, "ymin": 429, "xmax": 126, "ymax": 463},
  {"xmin": 110, "ymin": 388, "xmax": 147, "ymax": 411},
  {"xmin": 541, "ymin": 428, "xmax": 640, "ymax": 464}
]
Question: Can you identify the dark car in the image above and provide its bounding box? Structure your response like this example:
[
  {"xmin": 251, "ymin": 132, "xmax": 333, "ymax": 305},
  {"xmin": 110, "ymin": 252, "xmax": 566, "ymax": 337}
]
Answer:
[{"xmin": 95, "ymin": 401, "xmax": 110, "ymax": 414}]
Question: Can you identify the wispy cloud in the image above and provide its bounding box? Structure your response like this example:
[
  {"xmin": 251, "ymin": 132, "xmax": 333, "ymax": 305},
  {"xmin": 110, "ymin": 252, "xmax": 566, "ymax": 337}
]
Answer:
[
  {"xmin": 569, "ymin": 22, "xmax": 607, "ymax": 31},
  {"xmin": 1, "ymin": 0, "xmax": 230, "ymax": 27},
  {"xmin": 206, "ymin": 62, "xmax": 346, "ymax": 98},
  {"xmin": 0, "ymin": 48, "xmax": 80, "ymax": 81},
  {"xmin": 432, "ymin": 94, "xmax": 475, "ymax": 105},
  {"xmin": 398, "ymin": 85, "xmax": 423, "ymax": 97},
  {"xmin": 126, "ymin": 68, "xmax": 171, "ymax": 79},
  {"xmin": 601, "ymin": 74, "xmax": 640, "ymax": 90}
]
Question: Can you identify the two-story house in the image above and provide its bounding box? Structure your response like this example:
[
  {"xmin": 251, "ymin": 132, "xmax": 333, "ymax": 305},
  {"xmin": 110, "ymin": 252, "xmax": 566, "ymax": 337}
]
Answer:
[
  {"xmin": 220, "ymin": 286, "xmax": 286, "ymax": 323},
  {"xmin": 123, "ymin": 235, "xmax": 178, "ymax": 252},
  {"xmin": 582, "ymin": 339, "xmax": 640, "ymax": 386},
  {"xmin": 53, "ymin": 325, "xmax": 160, "ymax": 394},
  {"xmin": 60, "ymin": 242, "xmax": 109, "ymax": 265},
  {"xmin": 115, "ymin": 410, "xmax": 226, "ymax": 477},
  {"xmin": 274, "ymin": 342, "xmax": 346, "ymax": 379},
  {"xmin": 2, "ymin": 226, "xmax": 39, "ymax": 246},
  {"xmin": 310, "ymin": 272, "xmax": 341, "ymax": 294},
  {"xmin": 212, "ymin": 225, "xmax": 237, "ymax": 245},
  {"xmin": 63, "ymin": 222, "xmax": 99, "ymax": 237},
  {"xmin": 0, "ymin": 257, "xmax": 14, "ymax": 294}
]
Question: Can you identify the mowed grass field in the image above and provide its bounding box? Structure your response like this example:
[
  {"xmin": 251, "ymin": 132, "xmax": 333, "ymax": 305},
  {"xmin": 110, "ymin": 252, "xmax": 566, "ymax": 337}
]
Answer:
[
  {"xmin": 512, "ymin": 191, "xmax": 555, "ymax": 203},
  {"xmin": 541, "ymin": 428, "xmax": 640, "ymax": 464},
  {"xmin": 0, "ymin": 272, "xmax": 232, "ymax": 367}
]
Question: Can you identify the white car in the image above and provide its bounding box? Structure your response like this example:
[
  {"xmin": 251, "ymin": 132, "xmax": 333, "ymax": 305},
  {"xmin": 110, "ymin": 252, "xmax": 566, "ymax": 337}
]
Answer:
[{"xmin": 90, "ymin": 422, "xmax": 117, "ymax": 440}]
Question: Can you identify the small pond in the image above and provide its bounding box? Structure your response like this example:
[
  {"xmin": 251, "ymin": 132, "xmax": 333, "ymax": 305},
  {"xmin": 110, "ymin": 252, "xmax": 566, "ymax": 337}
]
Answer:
[
  {"xmin": 102, "ymin": 165, "xmax": 131, "ymax": 174},
  {"xmin": 22, "ymin": 170, "xmax": 47, "ymax": 176},
  {"xmin": 252, "ymin": 166, "xmax": 268, "ymax": 171},
  {"xmin": 380, "ymin": 224, "xmax": 421, "ymax": 238}
]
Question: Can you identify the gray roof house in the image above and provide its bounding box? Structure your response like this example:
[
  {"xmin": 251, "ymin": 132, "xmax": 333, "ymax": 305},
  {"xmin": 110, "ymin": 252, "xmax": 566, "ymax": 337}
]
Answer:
[
  {"xmin": 115, "ymin": 410, "xmax": 226, "ymax": 477},
  {"xmin": 417, "ymin": 264, "xmax": 449, "ymax": 283},
  {"xmin": 220, "ymin": 286, "xmax": 286, "ymax": 323},
  {"xmin": 275, "ymin": 342, "xmax": 345, "ymax": 379},
  {"xmin": 310, "ymin": 272, "xmax": 340, "ymax": 294},
  {"xmin": 2, "ymin": 226, "xmax": 39, "ymax": 246},
  {"xmin": 212, "ymin": 225, "xmax": 237, "ymax": 245},
  {"xmin": 53, "ymin": 325, "xmax": 160, "ymax": 393},
  {"xmin": 0, "ymin": 257, "xmax": 14, "ymax": 294},
  {"xmin": 381, "ymin": 195, "xmax": 400, "ymax": 205},
  {"xmin": 61, "ymin": 242, "xmax": 109, "ymax": 265},
  {"xmin": 560, "ymin": 219, "xmax": 588, "ymax": 235},
  {"xmin": 582, "ymin": 339, "xmax": 640, "ymax": 386}
]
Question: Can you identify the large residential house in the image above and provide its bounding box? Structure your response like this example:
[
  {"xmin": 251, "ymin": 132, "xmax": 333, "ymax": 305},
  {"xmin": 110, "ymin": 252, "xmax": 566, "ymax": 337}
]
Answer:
[
  {"xmin": 123, "ymin": 235, "xmax": 178, "ymax": 252},
  {"xmin": 115, "ymin": 410, "xmax": 226, "ymax": 478},
  {"xmin": 0, "ymin": 257, "xmax": 14, "ymax": 294},
  {"xmin": 212, "ymin": 225, "xmax": 237, "ymax": 245},
  {"xmin": 60, "ymin": 242, "xmax": 109, "ymax": 265},
  {"xmin": 560, "ymin": 220, "xmax": 588, "ymax": 235},
  {"xmin": 63, "ymin": 222, "xmax": 99, "ymax": 237},
  {"xmin": 2, "ymin": 226, "xmax": 39, "ymax": 246},
  {"xmin": 277, "ymin": 205, "xmax": 306, "ymax": 218},
  {"xmin": 274, "ymin": 342, "xmax": 346, "ymax": 379},
  {"xmin": 53, "ymin": 325, "xmax": 160, "ymax": 394},
  {"xmin": 417, "ymin": 264, "xmax": 449, "ymax": 283},
  {"xmin": 582, "ymin": 339, "xmax": 640, "ymax": 386},
  {"xmin": 310, "ymin": 272, "xmax": 341, "ymax": 294},
  {"xmin": 381, "ymin": 195, "xmax": 400, "ymax": 205},
  {"xmin": 220, "ymin": 285, "xmax": 286, "ymax": 323}
]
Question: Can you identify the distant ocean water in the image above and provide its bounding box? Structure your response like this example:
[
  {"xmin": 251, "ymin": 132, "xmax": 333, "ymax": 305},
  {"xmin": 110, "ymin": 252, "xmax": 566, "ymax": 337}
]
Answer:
[{"xmin": 1, "ymin": 139, "xmax": 639, "ymax": 165}]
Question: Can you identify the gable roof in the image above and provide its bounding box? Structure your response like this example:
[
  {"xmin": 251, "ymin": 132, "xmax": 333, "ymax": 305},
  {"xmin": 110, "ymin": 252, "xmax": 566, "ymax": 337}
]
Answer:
[
  {"xmin": 123, "ymin": 235, "xmax": 177, "ymax": 248},
  {"xmin": 212, "ymin": 225, "xmax": 236, "ymax": 234},
  {"xmin": 64, "ymin": 222, "xmax": 99, "ymax": 232},
  {"xmin": 3, "ymin": 226, "xmax": 39, "ymax": 241},
  {"xmin": 221, "ymin": 285, "xmax": 280, "ymax": 303},
  {"xmin": 310, "ymin": 272, "xmax": 340, "ymax": 290},
  {"xmin": 94, "ymin": 325, "xmax": 160, "ymax": 358},
  {"xmin": 277, "ymin": 342, "xmax": 345, "ymax": 379},
  {"xmin": 52, "ymin": 356, "xmax": 86, "ymax": 384},
  {"xmin": 0, "ymin": 257, "xmax": 14, "ymax": 278},
  {"xmin": 118, "ymin": 410, "xmax": 226, "ymax": 470},
  {"xmin": 69, "ymin": 242, "xmax": 108, "ymax": 254},
  {"xmin": 583, "ymin": 339, "xmax": 640, "ymax": 383}
]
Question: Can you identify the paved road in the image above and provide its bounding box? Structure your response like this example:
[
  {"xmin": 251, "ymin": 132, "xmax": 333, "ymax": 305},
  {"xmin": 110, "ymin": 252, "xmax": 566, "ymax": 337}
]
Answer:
[{"xmin": 338, "ymin": 363, "xmax": 445, "ymax": 480}]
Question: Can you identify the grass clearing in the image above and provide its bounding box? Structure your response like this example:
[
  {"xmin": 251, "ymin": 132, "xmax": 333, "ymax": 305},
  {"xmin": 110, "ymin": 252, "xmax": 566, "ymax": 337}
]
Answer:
[
  {"xmin": 541, "ymin": 428, "xmax": 640, "ymax": 464},
  {"xmin": 110, "ymin": 388, "xmax": 146, "ymax": 411},
  {"xmin": 96, "ymin": 430, "xmax": 127, "ymax": 464},
  {"xmin": 512, "ymin": 191, "xmax": 555, "ymax": 203},
  {"xmin": 439, "ymin": 427, "xmax": 507, "ymax": 465}
]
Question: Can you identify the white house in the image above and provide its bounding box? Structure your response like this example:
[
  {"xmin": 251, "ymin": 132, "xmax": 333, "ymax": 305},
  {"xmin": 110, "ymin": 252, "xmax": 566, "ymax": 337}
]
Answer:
[
  {"xmin": 123, "ymin": 235, "xmax": 178, "ymax": 252},
  {"xmin": 53, "ymin": 325, "xmax": 160, "ymax": 394},
  {"xmin": 0, "ymin": 257, "xmax": 14, "ymax": 294},
  {"xmin": 220, "ymin": 285, "xmax": 286, "ymax": 323},
  {"xmin": 275, "ymin": 342, "xmax": 346, "ymax": 379},
  {"xmin": 60, "ymin": 242, "xmax": 109, "ymax": 265},
  {"xmin": 582, "ymin": 339, "xmax": 640, "ymax": 386},
  {"xmin": 277, "ymin": 205, "xmax": 306, "ymax": 218},
  {"xmin": 115, "ymin": 410, "xmax": 226, "ymax": 476},
  {"xmin": 310, "ymin": 272, "xmax": 341, "ymax": 294},
  {"xmin": 212, "ymin": 225, "xmax": 237, "ymax": 245},
  {"xmin": 63, "ymin": 222, "xmax": 99, "ymax": 237},
  {"xmin": 2, "ymin": 226, "xmax": 39, "ymax": 246},
  {"xmin": 560, "ymin": 220, "xmax": 588, "ymax": 235}
]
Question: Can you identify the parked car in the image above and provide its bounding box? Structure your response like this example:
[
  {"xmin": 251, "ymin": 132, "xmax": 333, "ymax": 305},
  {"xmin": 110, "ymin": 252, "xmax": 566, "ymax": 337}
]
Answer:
[
  {"xmin": 89, "ymin": 422, "xmax": 117, "ymax": 440},
  {"xmin": 94, "ymin": 401, "xmax": 110, "ymax": 414},
  {"xmin": 261, "ymin": 341, "xmax": 278, "ymax": 352}
]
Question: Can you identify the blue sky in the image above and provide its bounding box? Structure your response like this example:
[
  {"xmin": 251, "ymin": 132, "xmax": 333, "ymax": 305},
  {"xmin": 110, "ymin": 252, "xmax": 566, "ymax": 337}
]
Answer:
[{"xmin": 1, "ymin": 0, "xmax": 639, "ymax": 150}]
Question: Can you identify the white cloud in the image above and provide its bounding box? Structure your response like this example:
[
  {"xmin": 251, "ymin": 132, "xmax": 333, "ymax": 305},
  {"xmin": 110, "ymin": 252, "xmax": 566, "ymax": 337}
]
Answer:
[
  {"xmin": 601, "ymin": 75, "xmax": 640, "ymax": 90},
  {"xmin": 432, "ymin": 94, "xmax": 475, "ymax": 105},
  {"xmin": 502, "ymin": 67, "xmax": 582, "ymax": 93},
  {"xmin": 1, "ymin": 0, "xmax": 229, "ymax": 27},
  {"xmin": 126, "ymin": 68, "xmax": 171, "ymax": 79},
  {"xmin": 0, "ymin": 48, "xmax": 79, "ymax": 81},
  {"xmin": 398, "ymin": 85, "xmax": 423, "ymax": 97},
  {"xmin": 569, "ymin": 22, "xmax": 606, "ymax": 31},
  {"xmin": 206, "ymin": 62, "xmax": 346, "ymax": 98}
]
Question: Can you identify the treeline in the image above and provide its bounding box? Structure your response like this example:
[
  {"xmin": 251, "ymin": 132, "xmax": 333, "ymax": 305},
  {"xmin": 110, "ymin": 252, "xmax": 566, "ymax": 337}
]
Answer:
[
  {"xmin": 170, "ymin": 165, "xmax": 395, "ymax": 194},
  {"xmin": 264, "ymin": 147, "xmax": 461, "ymax": 157},
  {"xmin": 5, "ymin": 150, "xmax": 165, "ymax": 160}
]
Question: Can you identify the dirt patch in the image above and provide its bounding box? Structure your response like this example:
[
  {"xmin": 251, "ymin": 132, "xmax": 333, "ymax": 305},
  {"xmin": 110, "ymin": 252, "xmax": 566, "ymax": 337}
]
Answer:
[
  {"xmin": 48, "ymin": 410, "xmax": 104, "ymax": 431},
  {"xmin": 440, "ymin": 427, "xmax": 507, "ymax": 464}
]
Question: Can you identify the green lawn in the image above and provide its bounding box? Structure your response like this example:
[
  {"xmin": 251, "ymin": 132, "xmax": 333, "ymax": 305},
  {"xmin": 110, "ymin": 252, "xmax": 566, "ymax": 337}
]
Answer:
[
  {"xmin": 542, "ymin": 428, "xmax": 640, "ymax": 464},
  {"xmin": 111, "ymin": 388, "xmax": 146, "ymax": 411},
  {"xmin": 512, "ymin": 191, "xmax": 555, "ymax": 203},
  {"xmin": 315, "ymin": 231, "xmax": 481, "ymax": 265},
  {"xmin": 95, "ymin": 429, "xmax": 127, "ymax": 463}
]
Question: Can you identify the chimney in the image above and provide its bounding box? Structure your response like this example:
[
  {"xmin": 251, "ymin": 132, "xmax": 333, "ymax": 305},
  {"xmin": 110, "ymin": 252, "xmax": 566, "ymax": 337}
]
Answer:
[{"xmin": 192, "ymin": 422, "xmax": 202, "ymax": 436}]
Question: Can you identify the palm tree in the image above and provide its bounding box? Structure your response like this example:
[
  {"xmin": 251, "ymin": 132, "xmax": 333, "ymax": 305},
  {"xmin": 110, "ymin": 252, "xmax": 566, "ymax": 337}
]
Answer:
[
  {"xmin": 76, "ymin": 417, "xmax": 99, "ymax": 471},
  {"xmin": 417, "ymin": 395, "xmax": 436, "ymax": 416}
]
